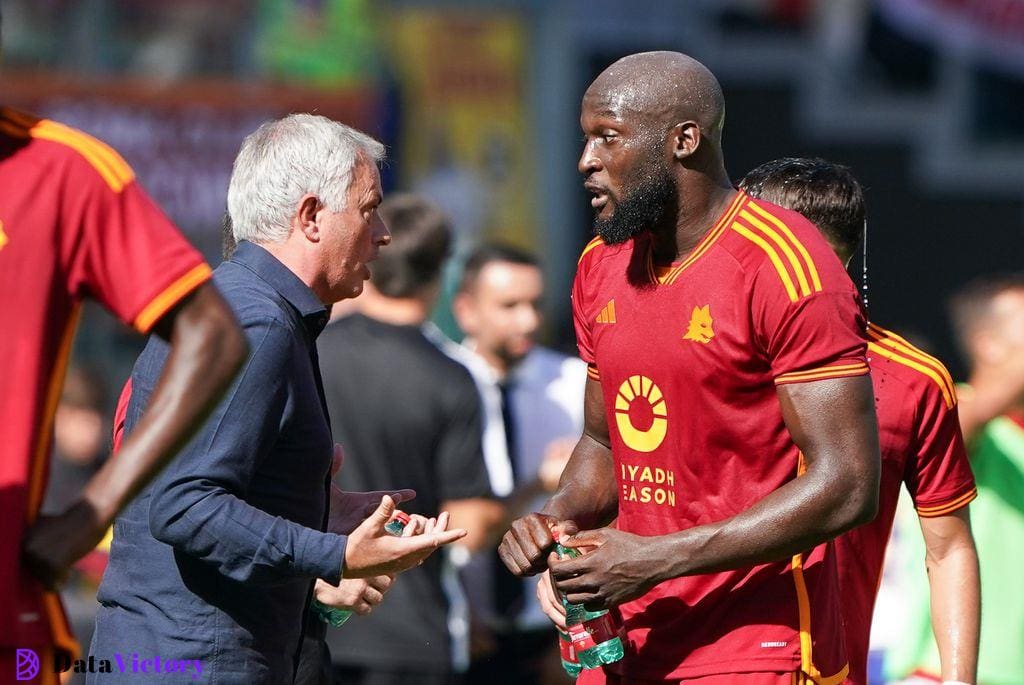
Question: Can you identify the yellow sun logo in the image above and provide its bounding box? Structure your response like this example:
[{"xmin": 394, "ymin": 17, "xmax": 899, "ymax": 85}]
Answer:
[
  {"xmin": 683, "ymin": 305, "xmax": 714, "ymax": 344},
  {"xmin": 615, "ymin": 375, "xmax": 667, "ymax": 453}
]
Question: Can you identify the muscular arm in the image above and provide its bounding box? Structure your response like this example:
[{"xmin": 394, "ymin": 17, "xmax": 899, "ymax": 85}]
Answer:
[
  {"xmin": 542, "ymin": 378, "xmax": 618, "ymax": 528},
  {"xmin": 499, "ymin": 378, "xmax": 617, "ymax": 575},
  {"xmin": 919, "ymin": 508, "xmax": 980, "ymax": 684},
  {"xmin": 550, "ymin": 374, "xmax": 881, "ymax": 608},
  {"xmin": 662, "ymin": 374, "xmax": 880, "ymax": 575},
  {"xmin": 23, "ymin": 283, "xmax": 246, "ymax": 586}
]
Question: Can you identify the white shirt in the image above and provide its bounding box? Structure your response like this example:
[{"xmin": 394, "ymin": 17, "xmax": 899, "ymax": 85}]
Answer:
[{"xmin": 437, "ymin": 334, "xmax": 587, "ymax": 631}]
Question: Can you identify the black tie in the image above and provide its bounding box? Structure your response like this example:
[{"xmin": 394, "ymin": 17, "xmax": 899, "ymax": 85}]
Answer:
[{"xmin": 494, "ymin": 380, "xmax": 525, "ymax": 622}]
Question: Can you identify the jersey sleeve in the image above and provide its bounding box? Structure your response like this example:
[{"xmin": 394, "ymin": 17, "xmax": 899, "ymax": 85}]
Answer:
[
  {"xmin": 60, "ymin": 142, "xmax": 211, "ymax": 333},
  {"xmin": 905, "ymin": 382, "xmax": 978, "ymax": 517},
  {"xmin": 750, "ymin": 238, "xmax": 869, "ymax": 385},
  {"xmin": 572, "ymin": 244, "xmax": 598, "ymax": 378}
]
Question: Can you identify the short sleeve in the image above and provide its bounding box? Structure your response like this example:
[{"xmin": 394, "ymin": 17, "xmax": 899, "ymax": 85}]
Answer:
[
  {"xmin": 571, "ymin": 255, "xmax": 596, "ymax": 369},
  {"xmin": 436, "ymin": 369, "xmax": 493, "ymax": 502},
  {"xmin": 60, "ymin": 143, "xmax": 211, "ymax": 333},
  {"xmin": 905, "ymin": 383, "xmax": 978, "ymax": 517},
  {"xmin": 750, "ymin": 245, "xmax": 869, "ymax": 386}
]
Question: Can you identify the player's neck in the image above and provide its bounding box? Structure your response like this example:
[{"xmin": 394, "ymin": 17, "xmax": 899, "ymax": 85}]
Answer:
[
  {"xmin": 356, "ymin": 284, "xmax": 432, "ymax": 326},
  {"xmin": 652, "ymin": 181, "xmax": 736, "ymax": 265}
]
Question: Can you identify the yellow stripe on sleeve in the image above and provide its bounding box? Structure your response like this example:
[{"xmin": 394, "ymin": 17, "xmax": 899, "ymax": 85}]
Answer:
[
  {"xmin": 738, "ymin": 209, "xmax": 812, "ymax": 297},
  {"xmin": 774, "ymin": 362, "xmax": 870, "ymax": 385},
  {"xmin": 916, "ymin": 488, "xmax": 978, "ymax": 517},
  {"xmin": 747, "ymin": 200, "xmax": 822, "ymax": 292},
  {"xmin": 867, "ymin": 341, "xmax": 956, "ymax": 408},
  {"xmin": 732, "ymin": 221, "xmax": 799, "ymax": 302},
  {"xmin": 133, "ymin": 263, "xmax": 213, "ymax": 333},
  {"xmin": 867, "ymin": 323, "xmax": 957, "ymax": 403},
  {"xmin": 28, "ymin": 120, "xmax": 135, "ymax": 192}
]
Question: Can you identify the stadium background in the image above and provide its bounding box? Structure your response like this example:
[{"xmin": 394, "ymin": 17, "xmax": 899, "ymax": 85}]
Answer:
[{"xmin": 3, "ymin": 1, "xmax": 1021, "ymax": 683}]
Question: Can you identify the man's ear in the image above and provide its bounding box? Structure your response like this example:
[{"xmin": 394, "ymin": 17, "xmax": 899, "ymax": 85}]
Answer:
[
  {"xmin": 297, "ymin": 194, "xmax": 322, "ymax": 242},
  {"xmin": 452, "ymin": 291, "xmax": 476, "ymax": 334},
  {"xmin": 670, "ymin": 121, "xmax": 701, "ymax": 161}
]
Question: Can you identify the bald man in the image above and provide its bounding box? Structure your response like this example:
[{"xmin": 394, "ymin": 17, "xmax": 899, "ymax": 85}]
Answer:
[{"xmin": 499, "ymin": 52, "xmax": 880, "ymax": 684}]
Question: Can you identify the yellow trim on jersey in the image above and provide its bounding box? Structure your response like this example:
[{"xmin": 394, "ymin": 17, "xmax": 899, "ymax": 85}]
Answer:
[
  {"xmin": 792, "ymin": 552, "xmax": 815, "ymax": 675},
  {"xmin": 866, "ymin": 341, "xmax": 956, "ymax": 409},
  {"xmin": 738, "ymin": 209, "xmax": 813, "ymax": 298},
  {"xmin": 774, "ymin": 362, "xmax": 870, "ymax": 385},
  {"xmin": 586, "ymin": 364, "xmax": 600, "ymax": 380},
  {"xmin": 732, "ymin": 221, "xmax": 800, "ymax": 302},
  {"xmin": 596, "ymin": 299, "xmax": 616, "ymax": 324},
  {"xmin": 866, "ymin": 323, "xmax": 957, "ymax": 407},
  {"xmin": 577, "ymin": 236, "xmax": 605, "ymax": 264},
  {"xmin": 133, "ymin": 263, "xmax": 213, "ymax": 333},
  {"xmin": 916, "ymin": 488, "xmax": 978, "ymax": 518},
  {"xmin": 791, "ymin": 454, "xmax": 849, "ymax": 685},
  {"xmin": 27, "ymin": 303, "xmax": 82, "ymax": 521},
  {"xmin": 661, "ymin": 191, "xmax": 747, "ymax": 285},
  {"xmin": 27, "ymin": 119, "xmax": 135, "ymax": 192},
  {"xmin": 747, "ymin": 201, "xmax": 823, "ymax": 292}
]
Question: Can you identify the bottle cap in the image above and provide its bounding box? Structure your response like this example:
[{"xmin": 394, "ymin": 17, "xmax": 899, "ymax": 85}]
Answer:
[{"xmin": 392, "ymin": 511, "xmax": 411, "ymax": 525}]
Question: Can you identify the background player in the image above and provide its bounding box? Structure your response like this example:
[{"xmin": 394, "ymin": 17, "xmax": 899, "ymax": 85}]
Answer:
[
  {"xmin": 739, "ymin": 157, "xmax": 980, "ymax": 685},
  {"xmin": 0, "ymin": 12, "xmax": 247, "ymax": 679},
  {"xmin": 501, "ymin": 51, "xmax": 880, "ymax": 683}
]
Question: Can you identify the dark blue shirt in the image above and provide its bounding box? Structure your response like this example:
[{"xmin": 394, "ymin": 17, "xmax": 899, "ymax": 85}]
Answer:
[{"xmin": 92, "ymin": 241, "xmax": 344, "ymax": 684}]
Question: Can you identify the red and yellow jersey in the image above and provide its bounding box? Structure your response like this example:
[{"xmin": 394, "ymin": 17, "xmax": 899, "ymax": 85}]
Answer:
[
  {"xmin": 0, "ymin": 107, "xmax": 211, "ymax": 651},
  {"xmin": 571, "ymin": 191, "xmax": 868, "ymax": 682},
  {"xmin": 837, "ymin": 323, "xmax": 976, "ymax": 685}
]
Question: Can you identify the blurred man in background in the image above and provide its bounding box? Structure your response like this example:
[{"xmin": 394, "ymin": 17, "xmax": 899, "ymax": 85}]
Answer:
[
  {"xmin": 450, "ymin": 244, "xmax": 586, "ymax": 685},
  {"xmin": 739, "ymin": 157, "xmax": 980, "ymax": 685},
  {"xmin": 91, "ymin": 116, "xmax": 465, "ymax": 684},
  {"xmin": 887, "ymin": 275, "xmax": 1024, "ymax": 685},
  {"xmin": 1, "ymin": 9, "xmax": 248, "ymax": 681},
  {"xmin": 314, "ymin": 193, "xmax": 498, "ymax": 685}
]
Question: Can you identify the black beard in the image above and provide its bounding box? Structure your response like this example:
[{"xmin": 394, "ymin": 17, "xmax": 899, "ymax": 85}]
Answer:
[{"xmin": 593, "ymin": 163, "xmax": 678, "ymax": 245}]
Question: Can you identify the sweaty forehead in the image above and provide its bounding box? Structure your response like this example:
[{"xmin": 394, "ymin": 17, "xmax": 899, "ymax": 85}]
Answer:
[{"xmin": 582, "ymin": 80, "xmax": 680, "ymax": 128}]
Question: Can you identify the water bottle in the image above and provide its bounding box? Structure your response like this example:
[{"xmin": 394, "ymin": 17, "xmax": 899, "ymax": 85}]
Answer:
[
  {"xmin": 312, "ymin": 511, "xmax": 411, "ymax": 628},
  {"xmin": 558, "ymin": 626, "xmax": 582, "ymax": 678},
  {"xmin": 555, "ymin": 533, "xmax": 624, "ymax": 670}
]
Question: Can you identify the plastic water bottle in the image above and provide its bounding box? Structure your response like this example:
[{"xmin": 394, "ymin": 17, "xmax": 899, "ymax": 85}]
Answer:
[
  {"xmin": 312, "ymin": 511, "xmax": 411, "ymax": 628},
  {"xmin": 558, "ymin": 627, "xmax": 582, "ymax": 678},
  {"xmin": 555, "ymin": 534, "xmax": 624, "ymax": 670}
]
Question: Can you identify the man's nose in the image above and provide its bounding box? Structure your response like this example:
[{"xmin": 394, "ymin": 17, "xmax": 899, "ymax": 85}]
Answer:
[{"xmin": 578, "ymin": 142, "xmax": 602, "ymax": 175}]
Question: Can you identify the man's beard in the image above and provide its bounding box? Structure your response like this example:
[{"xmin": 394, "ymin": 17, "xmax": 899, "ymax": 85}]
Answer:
[{"xmin": 593, "ymin": 161, "xmax": 678, "ymax": 245}]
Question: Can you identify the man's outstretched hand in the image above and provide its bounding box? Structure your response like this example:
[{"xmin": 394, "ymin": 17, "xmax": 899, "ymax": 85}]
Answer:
[
  {"xmin": 343, "ymin": 495, "xmax": 466, "ymax": 578},
  {"xmin": 327, "ymin": 444, "xmax": 415, "ymax": 535}
]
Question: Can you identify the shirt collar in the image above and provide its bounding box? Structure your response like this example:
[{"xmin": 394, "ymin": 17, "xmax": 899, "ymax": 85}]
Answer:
[{"xmin": 231, "ymin": 241, "xmax": 330, "ymax": 336}]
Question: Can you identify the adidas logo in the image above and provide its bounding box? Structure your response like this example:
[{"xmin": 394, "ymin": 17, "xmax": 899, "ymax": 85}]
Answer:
[{"xmin": 596, "ymin": 300, "xmax": 616, "ymax": 324}]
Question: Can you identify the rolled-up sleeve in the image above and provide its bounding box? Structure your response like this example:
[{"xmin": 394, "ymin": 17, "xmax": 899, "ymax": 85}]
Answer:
[{"xmin": 147, "ymin": 318, "xmax": 346, "ymax": 585}]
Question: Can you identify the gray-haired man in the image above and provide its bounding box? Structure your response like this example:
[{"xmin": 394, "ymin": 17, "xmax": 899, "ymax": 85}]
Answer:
[{"xmin": 90, "ymin": 115, "xmax": 466, "ymax": 684}]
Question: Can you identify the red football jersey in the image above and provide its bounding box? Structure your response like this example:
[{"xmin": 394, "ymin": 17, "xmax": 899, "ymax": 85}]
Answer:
[
  {"xmin": 836, "ymin": 323, "xmax": 976, "ymax": 685},
  {"xmin": 0, "ymin": 107, "xmax": 211, "ymax": 652},
  {"xmin": 572, "ymin": 191, "xmax": 868, "ymax": 682}
]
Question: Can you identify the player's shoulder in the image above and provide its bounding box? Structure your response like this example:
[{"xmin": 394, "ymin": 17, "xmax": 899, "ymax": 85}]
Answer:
[
  {"xmin": 0, "ymin": 107, "xmax": 134, "ymax": 192},
  {"xmin": 574, "ymin": 235, "xmax": 631, "ymax": 274},
  {"xmin": 719, "ymin": 193, "xmax": 851, "ymax": 301},
  {"xmin": 866, "ymin": 322, "xmax": 958, "ymax": 409}
]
